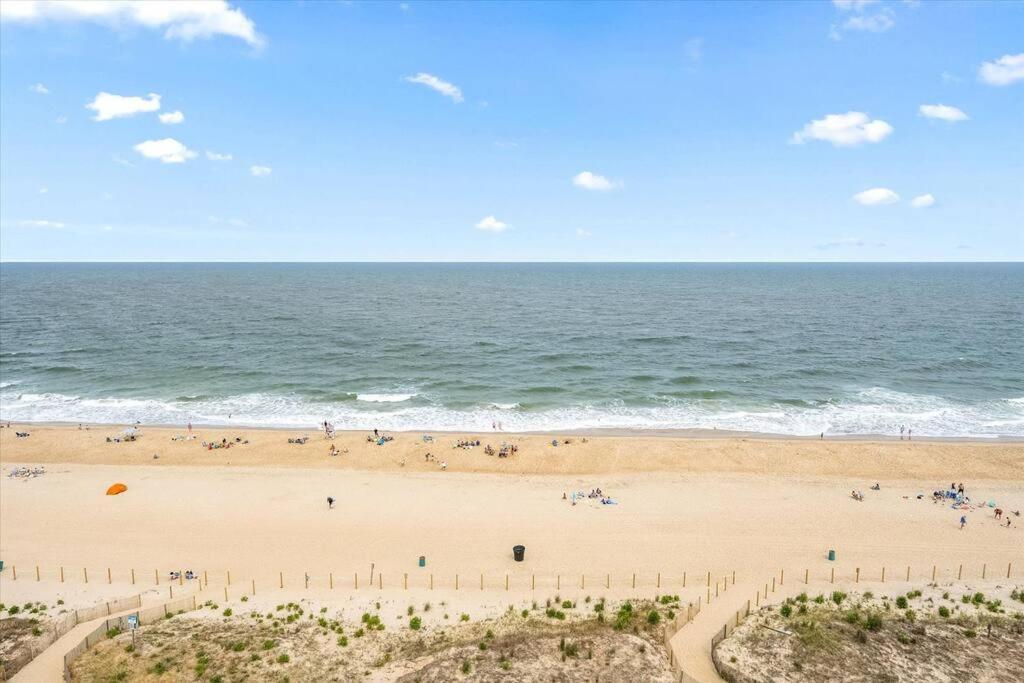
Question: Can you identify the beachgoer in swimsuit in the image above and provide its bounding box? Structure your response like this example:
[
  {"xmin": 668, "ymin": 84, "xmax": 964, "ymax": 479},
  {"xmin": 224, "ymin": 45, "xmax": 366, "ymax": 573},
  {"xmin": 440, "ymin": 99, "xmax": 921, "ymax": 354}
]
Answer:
[{"xmin": 327, "ymin": 496, "xmax": 335, "ymax": 509}]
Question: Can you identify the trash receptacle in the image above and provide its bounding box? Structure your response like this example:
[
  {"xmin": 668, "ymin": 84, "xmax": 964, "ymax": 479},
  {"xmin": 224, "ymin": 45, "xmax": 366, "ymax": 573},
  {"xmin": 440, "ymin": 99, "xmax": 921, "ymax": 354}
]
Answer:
[
  {"xmin": 827, "ymin": 549, "xmax": 836, "ymax": 562},
  {"xmin": 419, "ymin": 555, "xmax": 426, "ymax": 567},
  {"xmin": 513, "ymin": 545, "xmax": 525, "ymax": 562}
]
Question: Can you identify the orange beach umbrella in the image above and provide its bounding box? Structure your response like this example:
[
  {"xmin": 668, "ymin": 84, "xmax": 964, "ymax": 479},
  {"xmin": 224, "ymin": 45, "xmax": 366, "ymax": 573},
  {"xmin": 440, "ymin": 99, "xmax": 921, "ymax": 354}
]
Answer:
[{"xmin": 106, "ymin": 483, "xmax": 127, "ymax": 495}]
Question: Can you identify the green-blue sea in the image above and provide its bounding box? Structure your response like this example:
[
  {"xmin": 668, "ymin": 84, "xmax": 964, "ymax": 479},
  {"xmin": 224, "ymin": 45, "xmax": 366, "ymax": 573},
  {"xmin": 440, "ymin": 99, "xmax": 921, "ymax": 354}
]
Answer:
[{"xmin": 1, "ymin": 263, "xmax": 1021, "ymax": 437}]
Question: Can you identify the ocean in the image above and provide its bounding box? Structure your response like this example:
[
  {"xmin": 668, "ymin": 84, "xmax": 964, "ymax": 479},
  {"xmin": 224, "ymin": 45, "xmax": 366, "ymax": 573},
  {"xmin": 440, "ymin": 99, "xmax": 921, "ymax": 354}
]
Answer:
[{"xmin": 1, "ymin": 263, "xmax": 1021, "ymax": 437}]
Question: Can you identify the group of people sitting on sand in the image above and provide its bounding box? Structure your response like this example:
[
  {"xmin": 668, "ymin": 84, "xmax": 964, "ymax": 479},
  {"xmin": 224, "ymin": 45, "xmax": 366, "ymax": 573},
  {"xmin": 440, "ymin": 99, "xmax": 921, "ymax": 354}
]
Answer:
[
  {"xmin": 7, "ymin": 466, "xmax": 45, "ymax": 479},
  {"xmin": 106, "ymin": 434, "xmax": 137, "ymax": 443},
  {"xmin": 454, "ymin": 439, "xmax": 481, "ymax": 449},
  {"xmin": 288, "ymin": 435, "xmax": 310, "ymax": 445},
  {"xmin": 202, "ymin": 437, "xmax": 248, "ymax": 450},
  {"xmin": 423, "ymin": 452, "xmax": 448, "ymax": 470},
  {"xmin": 366, "ymin": 429, "xmax": 394, "ymax": 445},
  {"xmin": 483, "ymin": 442, "xmax": 519, "ymax": 458},
  {"xmin": 169, "ymin": 570, "xmax": 197, "ymax": 581},
  {"xmin": 327, "ymin": 444, "xmax": 349, "ymax": 457},
  {"xmin": 15, "ymin": 431, "xmax": 31, "ymax": 438},
  {"xmin": 564, "ymin": 488, "xmax": 617, "ymax": 506}
]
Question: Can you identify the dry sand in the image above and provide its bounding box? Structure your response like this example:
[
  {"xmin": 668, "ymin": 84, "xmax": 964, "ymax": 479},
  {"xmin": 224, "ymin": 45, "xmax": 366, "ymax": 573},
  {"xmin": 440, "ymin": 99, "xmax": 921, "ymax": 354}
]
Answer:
[{"xmin": 2, "ymin": 423, "xmax": 1023, "ymax": 680}]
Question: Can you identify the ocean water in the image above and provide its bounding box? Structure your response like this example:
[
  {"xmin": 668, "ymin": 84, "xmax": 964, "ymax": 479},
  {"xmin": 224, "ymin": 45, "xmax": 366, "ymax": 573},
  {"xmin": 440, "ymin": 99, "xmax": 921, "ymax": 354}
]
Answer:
[{"xmin": 1, "ymin": 263, "xmax": 1022, "ymax": 437}]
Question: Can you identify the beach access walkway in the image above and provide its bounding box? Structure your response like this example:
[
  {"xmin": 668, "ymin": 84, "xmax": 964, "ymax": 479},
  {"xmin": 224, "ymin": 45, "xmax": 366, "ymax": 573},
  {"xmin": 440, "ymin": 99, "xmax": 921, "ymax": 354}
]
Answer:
[{"xmin": 11, "ymin": 586, "xmax": 205, "ymax": 683}]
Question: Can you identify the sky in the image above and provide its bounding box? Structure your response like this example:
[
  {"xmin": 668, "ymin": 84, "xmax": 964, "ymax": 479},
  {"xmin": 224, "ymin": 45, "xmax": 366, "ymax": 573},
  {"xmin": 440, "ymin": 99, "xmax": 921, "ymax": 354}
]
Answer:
[{"xmin": 0, "ymin": 0, "xmax": 1021, "ymax": 262}]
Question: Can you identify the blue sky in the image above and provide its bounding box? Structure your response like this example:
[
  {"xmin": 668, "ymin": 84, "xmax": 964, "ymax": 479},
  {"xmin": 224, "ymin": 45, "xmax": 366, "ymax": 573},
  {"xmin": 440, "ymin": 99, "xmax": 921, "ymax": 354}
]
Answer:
[{"xmin": 0, "ymin": 0, "xmax": 1021, "ymax": 261}]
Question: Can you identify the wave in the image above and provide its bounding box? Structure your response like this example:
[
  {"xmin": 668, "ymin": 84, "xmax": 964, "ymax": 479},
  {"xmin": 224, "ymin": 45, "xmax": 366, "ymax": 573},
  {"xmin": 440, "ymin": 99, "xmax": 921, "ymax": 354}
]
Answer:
[
  {"xmin": 0, "ymin": 387, "xmax": 1021, "ymax": 437},
  {"xmin": 355, "ymin": 393, "xmax": 416, "ymax": 403}
]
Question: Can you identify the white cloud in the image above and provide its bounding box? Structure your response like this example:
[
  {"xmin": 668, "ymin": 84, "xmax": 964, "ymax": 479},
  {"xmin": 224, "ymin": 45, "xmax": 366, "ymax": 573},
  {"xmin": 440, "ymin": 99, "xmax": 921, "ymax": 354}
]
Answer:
[
  {"xmin": 0, "ymin": 0, "xmax": 263, "ymax": 47},
  {"xmin": 250, "ymin": 165, "xmax": 272, "ymax": 177},
  {"xmin": 790, "ymin": 111, "xmax": 893, "ymax": 147},
  {"xmin": 475, "ymin": 216, "xmax": 508, "ymax": 233},
  {"xmin": 910, "ymin": 193, "xmax": 935, "ymax": 208},
  {"xmin": 19, "ymin": 219, "xmax": 65, "ymax": 228},
  {"xmin": 206, "ymin": 150, "xmax": 233, "ymax": 161},
  {"xmin": 852, "ymin": 187, "xmax": 900, "ymax": 206},
  {"xmin": 87, "ymin": 92, "xmax": 161, "ymax": 121},
  {"xmin": 843, "ymin": 11, "xmax": 894, "ymax": 33},
  {"xmin": 575, "ymin": 228, "xmax": 592, "ymax": 238},
  {"xmin": 29, "ymin": 82, "xmax": 49, "ymax": 94},
  {"xmin": 919, "ymin": 104, "xmax": 968, "ymax": 122},
  {"xmin": 404, "ymin": 72, "xmax": 463, "ymax": 103},
  {"xmin": 133, "ymin": 138, "xmax": 197, "ymax": 164},
  {"xmin": 830, "ymin": 1, "xmax": 893, "ymax": 39},
  {"xmin": 159, "ymin": 110, "xmax": 185, "ymax": 125},
  {"xmin": 979, "ymin": 53, "xmax": 1024, "ymax": 86},
  {"xmin": 572, "ymin": 171, "xmax": 617, "ymax": 191},
  {"xmin": 832, "ymin": 0, "xmax": 880, "ymax": 10},
  {"xmin": 684, "ymin": 37, "xmax": 703, "ymax": 63}
]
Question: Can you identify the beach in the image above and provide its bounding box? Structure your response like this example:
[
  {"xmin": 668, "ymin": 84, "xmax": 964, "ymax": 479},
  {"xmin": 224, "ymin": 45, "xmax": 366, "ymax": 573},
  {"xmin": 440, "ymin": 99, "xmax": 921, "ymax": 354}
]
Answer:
[{"xmin": 2, "ymin": 423, "xmax": 1023, "ymax": 680}]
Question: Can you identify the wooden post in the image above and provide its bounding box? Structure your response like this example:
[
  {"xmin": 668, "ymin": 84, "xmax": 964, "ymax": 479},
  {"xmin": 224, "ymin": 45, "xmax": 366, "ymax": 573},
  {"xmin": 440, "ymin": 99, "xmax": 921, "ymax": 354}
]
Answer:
[
  {"xmin": 780, "ymin": 569, "xmax": 784, "ymax": 586},
  {"xmin": 455, "ymin": 574, "xmax": 458, "ymax": 590},
  {"xmin": 531, "ymin": 574, "xmax": 535, "ymax": 590},
  {"xmin": 756, "ymin": 591, "xmax": 760, "ymax": 606},
  {"xmin": 804, "ymin": 568, "xmax": 809, "ymax": 584},
  {"xmin": 170, "ymin": 585, "xmax": 174, "ymax": 599},
  {"xmin": 379, "ymin": 573, "xmax": 382, "ymax": 590},
  {"xmin": 771, "ymin": 577, "xmax": 775, "ymax": 592},
  {"xmin": 632, "ymin": 573, "xmax": 636, "ymax": 589},
  {"xmin": 1008, "ymin": 562, "xmax": 1012, "ymax": 579},
  {"xmin": 506, "ymin": 574, "xmax": 509, "ymax": 591},
  {"xmin": 724, "ymin": 576, "xmax": 728, "ymax": 592},
  {"xmin": 330, "ymin": 572, "xmax": 334, "ymax": 589},
  {"xmin": 557, "ymin": 574, "xmax": 561, "ymax": 590},
  {"xmin": 61, "ymin": 566, "xmax": 65, "ymax": 583},
  {"xmin": 764, "ymin": 583, "xmax": 768, "ymax": 598},
  {"xmin": 657, "ymin": 572, "xmax": 661, "ymax": 588},
  {"xmin": 11, "ymin": 566, "xmax": 15, "ymax": 580},
  {"xmin": 403, "ymin": 573, "xmax": 407, "ymax": 590},
  {"xmin": 958, "ymin": 564, "xmax": 963, "ymax": 580},
  {"xmin": 354, "ymin": 573, "xmax": 358, "ymax": 589},
  {"xmin": 429, "ymin": 574, "xmax": 433, "ymax": 590},
  {"xmin": 707, "ymin": 571, "xmax": 711, "ymax": 587},
  {"xmin": 227, "ymin": 570, "xmax": 231, "ymax": 585},
  {"xmin": 881, "ymin": 566, "xmax": 886, "ymax": 583},
  {"xmin": 204, "ymin": 570, "xmax": 208, "ymax": 586},
  {"xmin": 707, "ymin": 588, "xmax": 711, "ymax": 604},
  {"xmin": 606, "ymin": 574, "xmax": 610, "ymax": 589},
  {"xmin": 107, "ymin": 568, "xmax": 111, "ymax": 584},
  {"xmin": 154, "ymin": 569, "xmax": 158, "ymax": 585},
  {"xmin": 732, "ymin": 570, "xmax": 736, "ymax": 585},
  {"xmin": 280, "ymin": 572, "xmax": 284, "ymax": 589},
  {"xmin": 581, "ymin": 574, "xmax": 585, "ymax": 590},
  {"xmin": 84, "ymin": 567, "xmax": 88, "ymax": 583},
  {"xmin": 855, "ymin": 567, "xmax": 860, "ymax": 583},
  {"xmin": 305, "ymin": 573, "xmax": 309, "ymax": 589},
  {"xmin": 931, "ymin": 565, "xmax": 936, "ymax": 581},
  {"xmin": 716, "ymin": 582, "xmax": 719, "ymax": 597},
  {"xmin": 480, "ymin": 573, "xmax": 484, "ymax": 590},
  {"xmin": 906, "ymin": 566, "xmax": 910, "ymax": 581},
  {"xmin": 683, "ymin": 571, "xmax": 687, "ymax": 588},
  {"xmin": 251, "ymin": 579, "xmax": 256, "ymax": 595},
  {"xmin": 36, "ymin": 565, "xmax": 40, "ymax": 581},
  {"xmin": 224, "ymin": 587, "xmax": 228, "ymax": 601},
  {"xmin": 131, "ymin": 568, "xmax": 135, "ymax": 585},
  {"xmin": 179, "ymin": 572, "xmax": 183, "ymax": 586},
  {"xmin": 982, "ymin": 563, "xmax": 986, "ymax": 579},
  {"xmin": 830, "ymin": 568, "xmax": 834, "ymax": 584}
]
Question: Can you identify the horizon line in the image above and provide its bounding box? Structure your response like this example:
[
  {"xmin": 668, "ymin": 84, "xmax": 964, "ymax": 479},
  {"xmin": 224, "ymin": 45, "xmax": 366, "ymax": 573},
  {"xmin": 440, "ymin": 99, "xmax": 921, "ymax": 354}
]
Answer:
[{"xmin": 2, "ymin": 259, "xmax": 1022, "ymax": 265}]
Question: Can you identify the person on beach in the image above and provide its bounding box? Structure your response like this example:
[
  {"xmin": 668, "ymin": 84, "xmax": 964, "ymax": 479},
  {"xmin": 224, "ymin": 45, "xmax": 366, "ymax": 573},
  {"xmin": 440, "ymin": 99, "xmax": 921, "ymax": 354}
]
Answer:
[
  {"xmin": 907, "ymin": 428, "xmax": 912, "ymax": 440},
  {"xmin": 899, "ymin": 425, "xmax": 905, "ymax": 440},
  {"xmin": 187, "ymin": 422, "xmax": 192, "ymax": 435},
  {"xmin": 959, "ymin": 515, "xmax": 967, "ymax": 530},
  {"xmin": 327, "ymin": 496, "xmax": 335, "ymax": 509}
]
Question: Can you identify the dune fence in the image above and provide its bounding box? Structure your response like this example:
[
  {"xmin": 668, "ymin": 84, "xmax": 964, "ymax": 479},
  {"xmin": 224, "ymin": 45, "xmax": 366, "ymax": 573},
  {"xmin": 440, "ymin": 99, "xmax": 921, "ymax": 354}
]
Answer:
[{"xmin": 61, "ymin": 593, "xmax": 201, "ymax": 681}]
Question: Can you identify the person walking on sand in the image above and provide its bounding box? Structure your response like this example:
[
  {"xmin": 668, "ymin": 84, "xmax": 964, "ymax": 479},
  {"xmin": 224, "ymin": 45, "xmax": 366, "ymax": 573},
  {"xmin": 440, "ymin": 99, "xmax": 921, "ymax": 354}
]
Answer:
[
  {"xmin": 960, "ymin": 515, "xmax": 967, "ymax": 530},
  {"xmin": 187, "ymin": 421, "xmax": 192, "ymax": 435},
  {"xmin": 899, "ymin": 424, "xmax": 905, "ymax": 440},
  {"xmin": 327, "ymin": 496, "xmax": 335, "ymax": 509}
]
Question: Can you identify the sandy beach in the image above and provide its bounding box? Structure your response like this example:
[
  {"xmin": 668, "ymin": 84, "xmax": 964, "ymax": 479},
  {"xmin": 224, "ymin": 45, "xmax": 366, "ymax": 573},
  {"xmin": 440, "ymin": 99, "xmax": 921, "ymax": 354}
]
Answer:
[{"xmin": 2, "ymin": 423, "xmax": 1022, "ymax": 681}]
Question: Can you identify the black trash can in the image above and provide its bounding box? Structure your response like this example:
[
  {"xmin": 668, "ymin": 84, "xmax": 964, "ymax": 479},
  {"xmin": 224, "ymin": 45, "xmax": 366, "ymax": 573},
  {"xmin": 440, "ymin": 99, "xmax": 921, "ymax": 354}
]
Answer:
[{"xmin": 513, "ymin": 545, "xmax": 526, "ymax": 562}]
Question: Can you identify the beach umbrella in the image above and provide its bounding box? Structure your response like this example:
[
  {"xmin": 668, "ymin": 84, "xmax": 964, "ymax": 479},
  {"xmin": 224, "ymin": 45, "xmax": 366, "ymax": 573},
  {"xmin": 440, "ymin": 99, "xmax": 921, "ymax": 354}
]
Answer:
[{"xmin": 106, "ymin": 483, "xmax": 127, "ymax": 495}]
